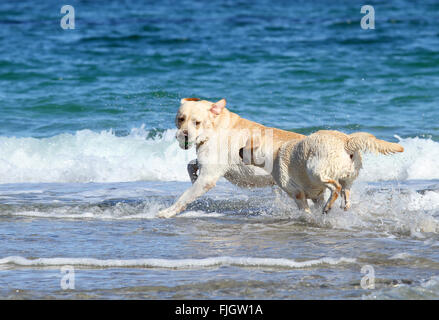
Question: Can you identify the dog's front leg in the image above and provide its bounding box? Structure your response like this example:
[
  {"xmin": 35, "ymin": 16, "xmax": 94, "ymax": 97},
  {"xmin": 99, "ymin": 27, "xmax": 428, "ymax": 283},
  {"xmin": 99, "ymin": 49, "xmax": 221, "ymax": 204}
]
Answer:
[{"xmin": 157, "ymin": 168, "xmax": 223, "ymax": 218}]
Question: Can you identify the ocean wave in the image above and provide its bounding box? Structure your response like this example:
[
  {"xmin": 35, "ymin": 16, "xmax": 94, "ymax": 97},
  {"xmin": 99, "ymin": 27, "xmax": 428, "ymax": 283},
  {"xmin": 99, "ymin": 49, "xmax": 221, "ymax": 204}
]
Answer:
[
  {"xmin": 0, "ymin": 205, "xmax": 224, "ymax": 220},
  {"xmin": 0, "ymin": 126, "xmax": 195, "ymax": 183},
  {"xmin": 273, "ymin": 186, "xmax": 439, "ymax": 236},
  {"xmin": 359, "ymin": 136, "xmax": 439, "ymax": 182},
  {"xmin": 0, "ymin": 183, "xmax": 439, "ymax": 238},
  {"xmin": 0, "ymin": 255, "xmax": 355, "ymax": 269},
  {"xmin": 0, "ymin": 127, "xmax": 438, "ymax": 184}
]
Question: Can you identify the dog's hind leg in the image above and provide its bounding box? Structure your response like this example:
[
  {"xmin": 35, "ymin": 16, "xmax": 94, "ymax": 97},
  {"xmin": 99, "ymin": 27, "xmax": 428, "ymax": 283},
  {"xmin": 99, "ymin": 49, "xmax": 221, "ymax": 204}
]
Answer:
[
  {"xmin": 281, "ymin": 187, "xmax": 311, "ymax": 214},
  {"xmin": 312, "ymin": 192, "xmax": 325, "ymax": 209},
  {"xmin": 322, "ymin": 179, "xmax": 342, "ymax": 214},
  {"xmin": 339, "ymin": 180, "xmax": 352, "ymax": 211},
  {"xmin": 342, "ymin": 189, "xmax": 351, "ymax": 211},
  {"xmin": 293, "ymin": 190, "xmax": 311, "ymax": 214}
]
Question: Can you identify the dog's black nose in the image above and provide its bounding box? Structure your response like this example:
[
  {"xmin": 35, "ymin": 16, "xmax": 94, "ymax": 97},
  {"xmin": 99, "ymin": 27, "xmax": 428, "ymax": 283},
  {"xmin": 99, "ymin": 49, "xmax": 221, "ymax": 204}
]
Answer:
[{"xmin": 182, "ymin": 129, "xmax": 188, "ymax": 136}]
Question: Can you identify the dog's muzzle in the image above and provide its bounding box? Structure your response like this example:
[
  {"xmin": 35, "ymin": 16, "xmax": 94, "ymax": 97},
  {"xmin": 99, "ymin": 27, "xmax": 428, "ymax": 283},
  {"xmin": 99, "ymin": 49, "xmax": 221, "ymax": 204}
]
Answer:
[{"xmin": 176, "ymin": 132, "xmax": 193, "ymax": 150}]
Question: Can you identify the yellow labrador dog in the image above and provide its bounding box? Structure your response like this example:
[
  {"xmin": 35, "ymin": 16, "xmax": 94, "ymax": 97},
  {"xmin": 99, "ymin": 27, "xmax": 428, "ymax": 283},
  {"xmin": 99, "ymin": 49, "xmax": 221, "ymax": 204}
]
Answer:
[
  {"xmin": 243, "ymin": 130, "xmax": 404, "ymax": 214},
  {"xmin": 157, "ymin": 98, "xmax": 305, "ymax": 218}
]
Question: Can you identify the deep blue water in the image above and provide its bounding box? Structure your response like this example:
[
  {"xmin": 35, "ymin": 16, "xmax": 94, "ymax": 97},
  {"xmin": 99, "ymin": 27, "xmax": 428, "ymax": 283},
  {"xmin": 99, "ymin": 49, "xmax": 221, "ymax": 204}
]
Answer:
[{"xmin": 1, "ymin": 0, "xmax": 438, "ymax": 139}]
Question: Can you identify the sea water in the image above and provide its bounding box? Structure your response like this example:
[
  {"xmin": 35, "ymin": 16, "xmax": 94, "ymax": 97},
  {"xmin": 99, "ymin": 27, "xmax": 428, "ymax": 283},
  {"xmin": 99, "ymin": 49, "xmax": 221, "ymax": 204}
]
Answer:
[{"xmin": 0, "ymin": 0, "xmax": 438, "ymax": 299}]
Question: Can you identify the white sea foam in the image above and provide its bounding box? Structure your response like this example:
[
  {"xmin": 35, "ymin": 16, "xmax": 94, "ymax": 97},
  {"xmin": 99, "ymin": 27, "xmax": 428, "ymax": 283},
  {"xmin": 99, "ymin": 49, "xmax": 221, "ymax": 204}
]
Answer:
[
  {"xmin": 0, "ymin": 126, "xmax": 195, "ymax": 183},
  {"xmin": 389, "ymin": 252, "xmax": 412, "ymax": 260},
  {"xmin": 0, "ymin": 255, "xmax": 355, "ymax": 269},
  {"xmin": 272, "ymin": 182, "xmax": 439, "ymax": 236},
  {"xmin": 3, "ymin": 203, "xmax": 160, "ymax": 220},
  {"xmin": 179, "ymin": 211, "xmax": 225, "ymax": 218},
  {"xmin": 2, "ymin": 205, "xmax": 226, "ymax": 220},
  {"xmin": 359, "ymin": 136, "xmax": 439, "ymax": 182},
  {"xmin": 0, "ymin": 128, "xmax": 438, "ymax": 184},
  {"xmin": 3, "ymin": 184, "xmax": 437, "ymax": 238}
]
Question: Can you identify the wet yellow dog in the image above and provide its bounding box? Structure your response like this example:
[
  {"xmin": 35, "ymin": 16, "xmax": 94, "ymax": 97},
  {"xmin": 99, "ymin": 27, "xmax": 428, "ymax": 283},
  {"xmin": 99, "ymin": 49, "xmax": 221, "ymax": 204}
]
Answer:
[
  {"xmin": 158, "ymin": 98, "xmax": 404, "ymax": 217},
  {"xmin": 267, "ymin": 130, "xmax": 404, "ymax": 214}
]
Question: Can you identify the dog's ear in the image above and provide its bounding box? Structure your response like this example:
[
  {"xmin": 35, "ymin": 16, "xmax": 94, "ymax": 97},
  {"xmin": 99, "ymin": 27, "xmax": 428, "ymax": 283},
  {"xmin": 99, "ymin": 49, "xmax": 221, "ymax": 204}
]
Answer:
[
  {"xmin": 210, "ymin": 99, "xmax": 226, "ymax": 115},
  {"xmin": 181, "ymin": 98, "xmax": 200, "ymax": 104}
]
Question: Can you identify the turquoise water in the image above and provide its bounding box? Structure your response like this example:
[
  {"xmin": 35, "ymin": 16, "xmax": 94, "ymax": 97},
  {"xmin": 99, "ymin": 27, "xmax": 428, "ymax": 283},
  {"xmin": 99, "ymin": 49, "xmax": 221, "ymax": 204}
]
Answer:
[
  {"xmin": 0, "ymin": 0, "xmax": 439, "ymax": 299},
  {"xmin": 2, "ymin": 0, "xmax": 438, "ymax": 139}
]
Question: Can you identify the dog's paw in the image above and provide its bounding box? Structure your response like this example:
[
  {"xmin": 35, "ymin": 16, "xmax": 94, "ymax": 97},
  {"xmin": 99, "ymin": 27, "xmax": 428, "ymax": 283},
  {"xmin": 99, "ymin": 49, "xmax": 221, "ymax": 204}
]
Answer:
[{"xmin": 157, "ymin": 208, "xmax": 177, "ymax": 219}]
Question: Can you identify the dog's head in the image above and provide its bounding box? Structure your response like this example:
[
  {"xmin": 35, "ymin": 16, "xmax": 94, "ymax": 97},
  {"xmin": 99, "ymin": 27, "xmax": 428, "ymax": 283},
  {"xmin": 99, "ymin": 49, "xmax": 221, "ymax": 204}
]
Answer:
[{"xmin": 175, "ymin": 98, "xmax": 227, "ymax": 150}]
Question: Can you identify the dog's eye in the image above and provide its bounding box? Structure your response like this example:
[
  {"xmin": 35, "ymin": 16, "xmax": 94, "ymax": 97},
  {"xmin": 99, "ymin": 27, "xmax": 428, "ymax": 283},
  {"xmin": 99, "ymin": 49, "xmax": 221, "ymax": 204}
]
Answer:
[{"xmin": 178, "ymin": 117, "xmax": 184, "ymax": 122}]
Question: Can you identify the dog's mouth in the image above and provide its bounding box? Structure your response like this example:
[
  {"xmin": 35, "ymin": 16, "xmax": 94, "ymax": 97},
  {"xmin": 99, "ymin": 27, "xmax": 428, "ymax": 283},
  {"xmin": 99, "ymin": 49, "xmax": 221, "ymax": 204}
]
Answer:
[{"xmin": 178, "ymin": 135, "xmax": 193, "ymax": 150}]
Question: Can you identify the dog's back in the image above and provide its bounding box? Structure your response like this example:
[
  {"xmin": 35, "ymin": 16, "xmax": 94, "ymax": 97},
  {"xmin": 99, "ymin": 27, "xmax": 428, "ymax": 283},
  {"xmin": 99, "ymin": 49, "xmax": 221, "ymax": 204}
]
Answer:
[
  {"xmin": 276, "ymin": 131, "xmax": 356, "ymax": 199},
  {"xmin": 288, "ymin": 130, "xmax": 403, "ymax": 189},
  {"xmin": 274, "ymin": 130, "xmax": 404, "ymax": 213},
  {"xmin": 301, "ymin": 131, "xmax": 359, "ymax": 185}
]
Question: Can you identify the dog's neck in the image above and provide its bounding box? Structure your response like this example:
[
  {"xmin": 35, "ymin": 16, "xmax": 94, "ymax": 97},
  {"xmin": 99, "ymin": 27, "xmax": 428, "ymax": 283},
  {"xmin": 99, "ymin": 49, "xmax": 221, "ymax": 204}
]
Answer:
[{"xmin": 212, "ymin": 107, "xmax": 238, "ymax": 130}]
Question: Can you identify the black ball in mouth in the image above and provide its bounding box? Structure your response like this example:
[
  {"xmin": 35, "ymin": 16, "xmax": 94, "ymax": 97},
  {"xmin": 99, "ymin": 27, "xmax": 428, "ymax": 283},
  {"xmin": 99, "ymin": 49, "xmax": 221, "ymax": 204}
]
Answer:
[{"xmin": 184, "ymin": 136, "xmax": 189, "ymax": 150}]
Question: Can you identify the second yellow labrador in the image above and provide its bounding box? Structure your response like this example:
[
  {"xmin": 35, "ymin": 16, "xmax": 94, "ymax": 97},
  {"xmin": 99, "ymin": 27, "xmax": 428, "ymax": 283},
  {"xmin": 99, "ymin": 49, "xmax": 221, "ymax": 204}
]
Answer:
[{"xmin": 242, "ymin": 130, "xmax": 404, "ymax": 214}]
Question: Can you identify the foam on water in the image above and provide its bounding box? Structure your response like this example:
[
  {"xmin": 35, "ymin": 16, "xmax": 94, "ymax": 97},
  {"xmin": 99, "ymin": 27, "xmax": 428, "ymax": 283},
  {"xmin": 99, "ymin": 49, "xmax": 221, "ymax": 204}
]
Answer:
[
  {"xmin": 1, "ymin": 127, "xmax": 439, "ymax": 238},
  {"xmin": 1, "ymin": 183, "xmax": 438, "ymax": 238},
  {"xmin": 0, "ymin": 126, "xmax": 195, "ymax": 183},
  {"xmin": 272, "ymin": 182, "xmax": 439, "ymax": 237},
  {"xmin": 0, "ymin": 205, "xmax": 225, "ymax": 220},
  {"xmin": 0, "ymin": 255, "xmax": 356, "ymax": 269},
  {"xmin": 360, "ymin": 136, "xmax": 439, "ymax": 182},
  {"xmin": 1, "ymin": 128, "xmax": 439, "ymax": 184},
  {"xmin": 0, "ymin": 202, "xmax": 161, "ymax": 220}
]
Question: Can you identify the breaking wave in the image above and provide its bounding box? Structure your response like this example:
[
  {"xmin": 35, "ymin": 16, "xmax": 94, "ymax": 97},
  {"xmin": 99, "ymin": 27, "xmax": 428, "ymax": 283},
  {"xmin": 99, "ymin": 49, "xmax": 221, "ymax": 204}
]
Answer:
[{"xmin": 0, "ymin": 127, "xmax": 438, "ymax": 184}]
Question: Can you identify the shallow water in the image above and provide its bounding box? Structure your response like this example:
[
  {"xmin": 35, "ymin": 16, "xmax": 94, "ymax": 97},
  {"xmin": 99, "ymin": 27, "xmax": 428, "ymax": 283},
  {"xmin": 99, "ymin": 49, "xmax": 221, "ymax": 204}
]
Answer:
[
  {"xmin": 1, "ymin": 0, "xmax": 439, "ymax": 299},
  {"xmin": 0, "ymin": 178, "xmax": 439, "ymax": 299}
]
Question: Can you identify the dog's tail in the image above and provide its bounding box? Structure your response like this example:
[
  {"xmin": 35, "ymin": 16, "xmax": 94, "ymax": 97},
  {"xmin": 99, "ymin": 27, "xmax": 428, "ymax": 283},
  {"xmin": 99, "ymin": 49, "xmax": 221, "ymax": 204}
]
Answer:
[{"xmin": 345, "ymin": 132, "xmax": 404, "ymax": 155}]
